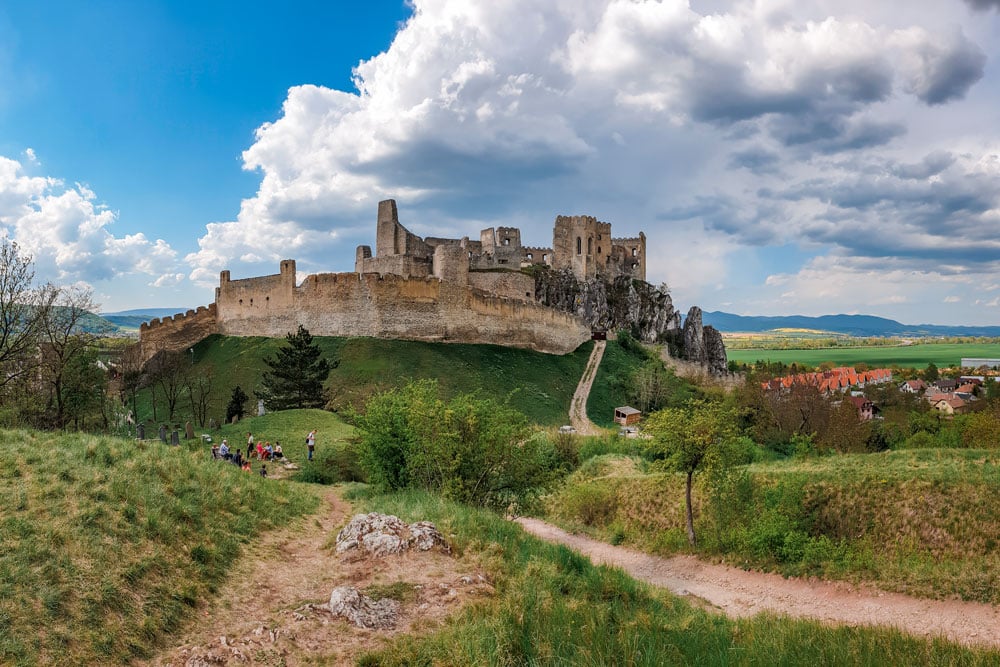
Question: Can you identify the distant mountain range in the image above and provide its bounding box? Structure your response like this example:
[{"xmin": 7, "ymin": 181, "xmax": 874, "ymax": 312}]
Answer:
[
  {"xmin": 701, "ymin": 311, "xmax": 1000, "ymax": 337},
  {"xmin": 100, "ymin": 307, "xmax": 191, "ymax": 330}
]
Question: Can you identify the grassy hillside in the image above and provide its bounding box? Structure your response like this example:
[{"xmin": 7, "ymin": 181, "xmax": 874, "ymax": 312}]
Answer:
[
  {"xmin": 725, "ymin": 342, "xmax": 1000, "ymax": 368},
  {"xmin": 0, "ymin": 429, "xmax": 319, "ymax": 665},
  {"xmin": 542, "ymin": 448, "xmax": 1000, "ymax": 605},
  {"xmin": 142, "ymin": 335, "xmax": 594, "ymax": 427},
  {"xmin": 586, "ymin": 340, "xmax": 697, "ymax": 428},
  {"xmin": 353, "ymin": 489, "xmax": 999, "ymax": 665}
]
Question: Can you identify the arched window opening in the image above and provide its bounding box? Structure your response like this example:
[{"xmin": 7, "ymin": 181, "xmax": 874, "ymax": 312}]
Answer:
[
  {"xmin": 576, "ymin": 237, "xmax": 582, "ymax": 255},
  {"xmin": 632, "ymin": 248, "xmax": 637, "ymax": 257},
  {"xmin": 588, "ymin": 237, "xmax": 593, "ymax": 255}
]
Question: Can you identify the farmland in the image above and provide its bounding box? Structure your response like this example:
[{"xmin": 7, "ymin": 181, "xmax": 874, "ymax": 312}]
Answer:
[{"xmin": 725, "ymin": 341, "xmax": 1000, "ymax": 369}]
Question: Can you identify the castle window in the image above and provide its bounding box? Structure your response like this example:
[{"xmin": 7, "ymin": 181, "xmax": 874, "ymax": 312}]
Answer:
[
  {"xmin": 503, "ymin": 238, "xmax": 510, "ymax": 246},
  {"xmin": 632, "ymin": 248, "xmax": 637, "ymax": 257},
  {"xmin": 588, "ymin": 237, "xmax": 593, "ymax": 255},
  {"xmin": 250, "ymin": 299, "xmax": 253, "ymax": 305},
  {"xmin": 598, "ymin": 234, "xmax": 602, "ymax": 240},
  {"xmin": 576, "ymin": 237, "xmax": 581, "ymax": 255},
  {"xmin": 597, "ymin": 246, "xmax": 601, "ymax": 255},
  {"xmin": 542, "ymin": 254, "xmax": 548, "ymax": 262},
  {"xmin": 239, "ymin": 299, "xmax": 243, "ymax": 305},
  {"xmin": 632, "ymin": 262, "xmax": 638, "ymax": 269},
  {"xmin": 526, "ymin": 253, "xmax": 533, "ymax": 260},
  {"xmin": 526, "ymin": 292, "xmax": 531, "ymax": 298}
]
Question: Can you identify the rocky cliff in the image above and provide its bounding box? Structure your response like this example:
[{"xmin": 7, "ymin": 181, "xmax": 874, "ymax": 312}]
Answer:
[
  {"xmin": 534, "ymin": 269, "xmax": 727, "ymax": 373},
  {"xmin": 681, "ymin": 306, "xmax": 728, "ymax": 375}
]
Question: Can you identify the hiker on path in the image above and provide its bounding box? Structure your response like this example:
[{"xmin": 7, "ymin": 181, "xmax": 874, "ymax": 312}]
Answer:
[{"xmin": 306, "ymin": 430, "xmax": 316, "ymax": 461}]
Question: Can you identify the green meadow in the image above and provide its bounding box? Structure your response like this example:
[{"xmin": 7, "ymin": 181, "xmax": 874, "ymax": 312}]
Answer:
[{"xmin": 725, "ymin": 342, "xmax": 1000, "ymax": 368}]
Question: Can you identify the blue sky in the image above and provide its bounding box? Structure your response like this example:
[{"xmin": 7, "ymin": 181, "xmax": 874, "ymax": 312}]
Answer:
[{"xmin": 2, "ymin": 0, "xmax": 1000, "ymax": 325}]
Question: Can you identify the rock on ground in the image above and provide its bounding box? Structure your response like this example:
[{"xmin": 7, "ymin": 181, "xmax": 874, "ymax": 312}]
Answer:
[
  {"xmin": 336, "ymin": 513, "xmax": 452, "ymax": 556},
  {"xmin": 327, "ymin": 586, "xmax": 401, "ymax": 630}
]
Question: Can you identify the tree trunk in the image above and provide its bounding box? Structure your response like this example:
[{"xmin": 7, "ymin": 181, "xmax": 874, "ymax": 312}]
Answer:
[{"xmin": 685, "ymin": 469, "xmax": 696, "ymax": 546}]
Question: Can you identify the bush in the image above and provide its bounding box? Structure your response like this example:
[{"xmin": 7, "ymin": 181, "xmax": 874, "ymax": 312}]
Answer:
[
  {"xmin": 355, "ymin": 380, "xmax": 553, "ymax": 511},
  {"xmin": 293, "ymin": 441, "xmax": 365, "ymax": 485}
]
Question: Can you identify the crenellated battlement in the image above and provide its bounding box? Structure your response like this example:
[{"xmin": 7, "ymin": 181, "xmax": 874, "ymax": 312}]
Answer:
[{"xmin": 139, "ymin": 303, "xmax": 219, "ymax": 362}]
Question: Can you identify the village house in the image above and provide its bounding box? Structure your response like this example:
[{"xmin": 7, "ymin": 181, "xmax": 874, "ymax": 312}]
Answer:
[
  {"xmin": 931, "ymin": 395, "xmax": 968, "ymax": 417},
  {"xmin": 899, "ymin": 379, "xmax": 926, "ymax": 394},
  {"xmin": 846, "ymin": 395, "xmax": 877, "ymax": 421}
]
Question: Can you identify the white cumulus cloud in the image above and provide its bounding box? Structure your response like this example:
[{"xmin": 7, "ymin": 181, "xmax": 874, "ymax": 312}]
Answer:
[{"xmin": 0, "ymin": 153, "xmax": 183, "ymax": 296}]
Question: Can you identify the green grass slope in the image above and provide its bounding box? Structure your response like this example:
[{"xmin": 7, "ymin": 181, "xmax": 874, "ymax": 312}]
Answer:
[
  {"xmin": 178, "ymin": 335, "xmax": 594, "ymax": 427},
  {"xmin": 352, "ymin": 489, "xmax": 1000, "ymax": 666},
  {"xmin": 544, "ymin": 448, "xmax": 1000, "ymax": 605},
  {"xmin": 0, "ymin": 430, "xmax": 319, "ymax": 665}
]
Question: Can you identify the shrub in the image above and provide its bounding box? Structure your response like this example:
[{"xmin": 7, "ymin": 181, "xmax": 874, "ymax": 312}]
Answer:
[
  {"xmin": 293, "ymin": 440, "xmax": 365, "ymax": 485},
  {"xmin": 355, "ymin": 380, "xmax": 553, "ymax": 511}
]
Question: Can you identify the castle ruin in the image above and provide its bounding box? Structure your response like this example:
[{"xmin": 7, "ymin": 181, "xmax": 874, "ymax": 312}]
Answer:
[
  {"xmin": 142, "ymin": 200, "xmax": 656, "ymax": 360},
  {"xmin": 354, "ymin": 200, "xmax": 646, "ymax": 297}
]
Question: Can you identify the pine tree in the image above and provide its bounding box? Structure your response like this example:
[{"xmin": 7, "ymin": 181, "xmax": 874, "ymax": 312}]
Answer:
[
  {"xmin": 259, "ymin": 325, "xmax": 334, "ymax": 410},
  {"xmin": 226, "ymin": 385, "xmax": 249, "ymax": 422}
]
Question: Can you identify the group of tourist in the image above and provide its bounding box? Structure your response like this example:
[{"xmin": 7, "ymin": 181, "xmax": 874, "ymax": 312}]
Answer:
[
  {"xmin": 209, "ymin": 429, "xmax": 317, "ymax": 479},
  {"xmin": 211, "ymin": 431, "xmax": 283, "ymax": 477}
]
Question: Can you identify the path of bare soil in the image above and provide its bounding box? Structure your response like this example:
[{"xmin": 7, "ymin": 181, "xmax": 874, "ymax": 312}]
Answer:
[
  {"xmin": 517, "ymin": 517, "xmax": 1000, "ymax": 649},
  {"xmin": 146, "ymin": 489, "xmax": 493, "ymax": 666},
  {"xmin": 569, "ymin": 339, "xmax": 606, "ymax": 435}
]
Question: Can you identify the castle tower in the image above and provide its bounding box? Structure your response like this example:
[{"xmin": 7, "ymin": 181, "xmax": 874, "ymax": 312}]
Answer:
[{"xmin": 551, "ymin": 215, "xmax": 602, "ymax": 280}]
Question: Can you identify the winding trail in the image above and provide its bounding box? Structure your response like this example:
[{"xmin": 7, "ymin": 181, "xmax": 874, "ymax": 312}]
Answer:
[
  {"xmin": 516, "ymin": 517, "xmax": 1000, "ymax": 650},
  {"xmin": 569, "ymin": 340, "xmax": 606, "ymax": 435}
]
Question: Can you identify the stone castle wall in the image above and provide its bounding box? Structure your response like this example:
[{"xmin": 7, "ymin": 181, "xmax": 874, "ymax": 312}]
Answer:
[
  {"xmin": 467, "ymin": 270, "xmax": 536, "ymax": 301},
  {"xmin": 139, "ymin": 304, "xmax": 219, "ymax": 361},
  {"xmin": 210, "ymin": 266, "xmax": 588, "ymax": 354}
]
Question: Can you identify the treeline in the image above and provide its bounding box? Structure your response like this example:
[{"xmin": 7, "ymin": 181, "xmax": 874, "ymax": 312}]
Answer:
[{"xmin": 0, "ymin": 239, "xmax": 117, "ymax": 430}]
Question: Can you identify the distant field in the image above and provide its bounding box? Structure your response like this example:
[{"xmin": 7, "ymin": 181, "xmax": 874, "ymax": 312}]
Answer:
[{"xmin": 725, "ymin": 342, "xmax": 1000, "ymax": 368}]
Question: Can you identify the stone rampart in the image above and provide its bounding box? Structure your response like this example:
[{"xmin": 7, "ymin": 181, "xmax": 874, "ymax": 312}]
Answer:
[
  {"xmin": 139, "ymin": 304, "xmax": 219, "ymax": 361},
  {"xmin": 212, "ymin": 270, "xmax": 588, "ymax": 354}
]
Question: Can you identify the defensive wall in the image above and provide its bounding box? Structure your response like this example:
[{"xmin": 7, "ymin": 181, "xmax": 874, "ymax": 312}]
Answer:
[
  {"xmin": 139, "ymin": 304, "xmax": 219, "ymax": 361},
  {"xmin": 139, "ymin": 262, "xmax": 589, "ymax": 360}
]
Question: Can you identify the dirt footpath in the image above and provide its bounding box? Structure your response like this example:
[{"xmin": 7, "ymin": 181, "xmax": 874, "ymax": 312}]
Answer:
[
  {"xmin": 516, "ymin": 517, "xmax": 1000, "ymax": 649},
  {"xmin": 569, "ymin": 340, "xmax": 606, "ymax": 435},
  {"xmin": 146, "ymin": 489, "xmax": 493, "ymax": 666}
]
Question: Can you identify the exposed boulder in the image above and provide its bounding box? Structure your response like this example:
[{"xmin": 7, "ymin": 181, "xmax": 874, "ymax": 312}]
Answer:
[
  {"xmin": 328, "ymin": 586, "xmax": 400, "ymax": 629},
  {"xmin": 336, "ymin": 513, "xmax": 451, "ymax": 556}
]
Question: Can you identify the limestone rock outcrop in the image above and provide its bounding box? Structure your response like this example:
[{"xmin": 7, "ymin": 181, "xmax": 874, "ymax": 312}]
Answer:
[
  {"xmin": 534, "ymin": 269, "xmax": 680, "ymax": 343},
  {"xmin": 534, "ymin": 269, "xmax": 727, "ymax": 374},
  {"xmin": 681, "ymin": 307, "xmax": 728, "ymax": 375},
  {"xmin": 335, "ymin": 513, "xmax": 451, "ymax": 556}
]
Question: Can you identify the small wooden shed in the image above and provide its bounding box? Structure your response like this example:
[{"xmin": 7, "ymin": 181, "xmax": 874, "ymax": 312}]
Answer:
[{"xmin": 614, "ymin": 406, "xmax": 641, "ymax": 426}]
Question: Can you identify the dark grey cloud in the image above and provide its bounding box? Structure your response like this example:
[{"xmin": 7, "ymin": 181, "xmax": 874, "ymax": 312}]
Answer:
[
  {"xmin": 908, "ymin": 35, "xmax": 985, "ymax": 105},
  {"xmin": 728, "ymin": 147, "xmax": 781, "ymax": 173},
  {"xmin": 891, "ymin": 151, "xmax": 955, "ymax": 179},
  {"xmin": 964, "ymin": 0, "xmax": 1000, "ymax": 10}
]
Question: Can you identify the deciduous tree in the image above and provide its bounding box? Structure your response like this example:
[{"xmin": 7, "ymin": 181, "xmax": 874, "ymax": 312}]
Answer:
[
  {"xmin": 0, "ymin": 239, "xmax": 48, "ymax": 392},
  {"xmin": 644, "ymin": 400, "xmax": 738, "ymax": 546}
]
